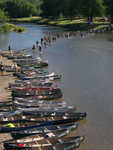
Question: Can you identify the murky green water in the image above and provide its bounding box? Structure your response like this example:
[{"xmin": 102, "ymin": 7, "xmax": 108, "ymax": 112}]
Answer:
[{"xmin": 0, "ymin": 24, "xmax": 113, "ymax": 150}]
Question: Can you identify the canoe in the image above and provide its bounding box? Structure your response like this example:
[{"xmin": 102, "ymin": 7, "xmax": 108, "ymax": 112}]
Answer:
[
  {"xmin": 9, "ymin": 80, "xmax": 53, "ymax": 89},
  {"xmin": 21, "ymin": 111, "xmax": 87, "ymax": 119},
  {"xmin": 0, "ymin": 117, "xmax": 80, "ymax": 133},
  {"xmin": 7, "ymin": 54, "xmax": 32, "ymax": 60},
  {"xmin": 4, "ymin": 66, "xmax": 17, "ymax": 72},
  {"xmin": 13, "ymin": 98, "xmax": 73, "ymax": 111},
  {"xmin": 13, "ymin": 70, "xmax": 50, "ymax": 78},
  {"xmin": 17, "ymin": 62, "xmax": 48, "ymax": 68},
  {"xmin": 12, "ymin": 88, "xmax": 63, "ymax": 100},
  {"xmin": 20, "ymin": 67, "xmax": 49, "ymax": 72},
  {"xmin": 0, "ymin": 101, "xmax": 12, "ymax": 107},
  {"xmin": 11, "ymin": 131, "xmax": 83, "ymax": 142},
  {"xmin": 4, "ymin": 141, "xmax": 81, "ymax": 150},
  {"xmin": 15, "ymin": 73, "xmax": 62, "ymax": 81},
  {"xmin": 16, "ymin": 106, "xmax": 75, "ymax": 113},
  {"xmin": 0, "ymin": 108, "xmax": 86, "ymax": 124},
  {"xmin": 13, "ymin": 57, "xmax": 48, "ymax": 64},
  {"xmin": 12, "ymin": 86, "xmax": 60, "ymax": 93},
  {"xmin": 14, "ymin": 98, "xmax": 66, "ymax": 106},
  {"xmin": 12, "ymin": 87, "xmax": 61, "ymax": 93},
  {"xmin": 4, "ymin": 135, "xmax": 84, "ymax": 150},
  {"xmin": 13, "ymin": 101, "xmax": 67, "ymax": 108},
  {"xmin": 11, "ymin": 129, "xmax": 71, "ymax": 140},
  {"xmin": 0, "ymin": 104, "xmax": 13, "ymax": 112},
  {"xmin": 0, "ymin": 114, "xmax": 81, "ymax": 125},
  {"xmin": 11, "ymin": 123, "xmax": 78, "ymax": 139}
]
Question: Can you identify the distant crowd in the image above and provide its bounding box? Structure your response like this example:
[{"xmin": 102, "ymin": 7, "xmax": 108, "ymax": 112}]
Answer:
[
  {"xmin": 0, "ymin": 28, "xmax": 107, "ymax": 75},
  {"xmin": 31, "ymin": 29, "xmax": 98, "ymax": 55}
]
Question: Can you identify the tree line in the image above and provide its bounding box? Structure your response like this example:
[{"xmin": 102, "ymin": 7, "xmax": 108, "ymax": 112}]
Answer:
[{"xmin": 0, "ymin": 0, "xmax": 113, "ymax": 22}]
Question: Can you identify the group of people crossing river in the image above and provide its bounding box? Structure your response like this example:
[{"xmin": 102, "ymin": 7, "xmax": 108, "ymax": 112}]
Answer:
[
  {"xmin": 31, "ymin": 29, "xmax": 98, "ymax": 56},
  {"xmin": 7, "ymin": 27, "xmax": 106, "ymax": 57},
  {"xmin": 0, "ymin": 28, "xmax": 105, "ymax": 75}
]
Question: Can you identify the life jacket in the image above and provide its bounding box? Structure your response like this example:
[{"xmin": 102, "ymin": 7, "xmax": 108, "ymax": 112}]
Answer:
[
  {"xmin": 18, "ymin": 143, "xmax": 25, "ymax": 147},
  {"xmin": 4, "ymin": 123, "xmax": 15, "ymax": 128}
]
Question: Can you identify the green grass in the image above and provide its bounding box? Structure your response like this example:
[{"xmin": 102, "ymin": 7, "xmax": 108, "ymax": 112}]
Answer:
[
  {"xmin": 10, "ymin": 16, "xmax": 110, "ymax": 31},
  {"xmin": 11, "ymin": 16, "xmax": 41, "ymax": 23}
]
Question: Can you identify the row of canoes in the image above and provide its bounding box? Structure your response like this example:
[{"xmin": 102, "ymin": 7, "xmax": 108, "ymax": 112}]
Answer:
[{"xmin": 0, "ymin": 50, "xmax": 87, "ymax": 150}]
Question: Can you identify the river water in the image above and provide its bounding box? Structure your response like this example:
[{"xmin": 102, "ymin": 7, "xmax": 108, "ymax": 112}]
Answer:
[{"xmin": 0, "ymin": 24, "xmax": 113, "ymax": 150}]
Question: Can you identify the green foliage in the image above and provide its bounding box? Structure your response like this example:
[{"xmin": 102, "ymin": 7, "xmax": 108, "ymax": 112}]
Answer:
[
  {"xmin": 0, "ymin": 8, "xmax": 8, "ymax": 22},
  {"xmin": 0, "ymin": 0, "xmax": 42, "ymax": 18},
  {"xmin": 81, "ymin": 0, "xmax": 105, "ymax": 21},
  {"xmin": 4, "ymin": 0, "xmax": 39, "ymax": 18},
  {"xmin": 104, "ymin": 0, "xmax": 113, "ymax": 18},
  {"xmin": 41, "ymin": 0, "xmax": 62, "ymax": 18},
  {"xmin": 62, "ymin": 0, "xmax": 82, "ymax": 18},
  {"xmin": 28, "ymin": 0, "xmax": 42, "ymax": 15},
  {"xmin": 0, "ymin": 0, "xmax": 112, "ymax": 21},
  {"xmin": 0, "ymin": 23, "xmax": 10, "ymax": 32},
  {"xmin": 0, "ymin": 23, "xmax": 27, "ymax": 33},
  {"xmin": 41, "ymin": 0, "xmax": 105, "ymax": 20}
]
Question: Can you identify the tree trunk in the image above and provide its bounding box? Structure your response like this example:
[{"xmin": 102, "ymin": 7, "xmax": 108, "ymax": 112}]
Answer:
[
  {"xmin": 88, "ymin": 16, "xmax": 93, "ymax": 22},
  {"xmin": 90, "ymin": 16, "xmax": 93, "ymax": 22}
]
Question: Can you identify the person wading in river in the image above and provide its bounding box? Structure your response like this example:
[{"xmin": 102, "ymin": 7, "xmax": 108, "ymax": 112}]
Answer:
[
  {"xmin": 38, "ymin": 44, "xmax": 43, "ymax": 56},
  {"xmin": 36, "ymin": 40, "xmax": 39, "ymax": 48},
  {"xmin": 32, "ymin": 44, "xmax": 36, "ymax": 51},
  {"xmin": 41, "ymin": 38, "xmax": 44, "ymax": 46}
]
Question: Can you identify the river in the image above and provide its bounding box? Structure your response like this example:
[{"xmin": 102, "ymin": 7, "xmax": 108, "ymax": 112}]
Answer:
[{"xmin": 0, "ymin": 23, "xmax": 113, "ymax": 150}]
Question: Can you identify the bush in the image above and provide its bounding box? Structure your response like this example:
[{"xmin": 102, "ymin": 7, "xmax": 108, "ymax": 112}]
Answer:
[
  {"xmin": 0, "ymin": 23, "xmax": 26, "ymax": 33},
  {"xmin": 0, "ymin": 23, "xmax": 10, "ymax": 32},
  {"xmin": 0, "ymin": 9, "xmax": 8, "ymax": 22}
]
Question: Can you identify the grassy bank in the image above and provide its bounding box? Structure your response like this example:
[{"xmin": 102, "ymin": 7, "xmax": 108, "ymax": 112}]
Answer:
[
  {"xmin": 11, "ymin": 16, "xmax": 110, "ymax": 31},
  {"xmin": 0, "ymin": 23, "xmax": 27, "ymax": 33}
]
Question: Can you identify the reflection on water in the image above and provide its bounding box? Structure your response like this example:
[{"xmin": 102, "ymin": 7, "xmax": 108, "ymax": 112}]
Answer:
[
  {"xmin": 0, "ymin": 24, "xmax": 113, "ymax": 150},
  {"xmin": 0, "ymin": 33, "xmax": 9, "ymax": 49}
]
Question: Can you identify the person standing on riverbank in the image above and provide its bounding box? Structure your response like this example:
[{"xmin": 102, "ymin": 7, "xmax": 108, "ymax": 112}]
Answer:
[
  {"xmin": 0, "ymin": 62, "xmax": 4, "ymax": 76},
  {"xmin": 0, "ymin": 55, "xmax": 2, "ymax": 62},
  {"xmin": 8, "ymin": 45, "xmax": 13, "ymax": 56}
]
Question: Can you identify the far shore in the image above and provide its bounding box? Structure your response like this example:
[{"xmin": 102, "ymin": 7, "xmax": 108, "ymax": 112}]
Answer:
[{"xmin": 10, "ymin": 16, "xmax": 112, "ymax": 32}]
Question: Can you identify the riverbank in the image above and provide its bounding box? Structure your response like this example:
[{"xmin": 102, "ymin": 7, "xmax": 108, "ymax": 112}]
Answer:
[
  {"xmin": 0, "ymin": 54, "xmax": 16, "ymax": 149},
  {"xmin": 10, "ymin": 16, "xmax": 111, "ymax": 32}
]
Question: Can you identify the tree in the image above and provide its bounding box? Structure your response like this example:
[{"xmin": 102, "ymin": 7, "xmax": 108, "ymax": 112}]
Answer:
[
  {"xmin": 104, "ymin": 0, "xmax": 113, "ymax": 18},
  {"xmin": 62, "ymin": 0, "xmax": 82, "ymax": 18},
  {"xmin": 0, "ymin": 0, "xmax": 107, "ymax": 20},
  {"xmin": 4, "ymin": 0, "xmax": 38, "ymax": 18},
  {"xmin": 28, "ymin": 0, "xmax": 42, "ymax": 15},
  {"xmin": 81, "ymin": 0, "xmax": 105, "ymax": 21},
  {"xmin": 41, "ymin": 0, "xmax": 63, "ymax": 18}
]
